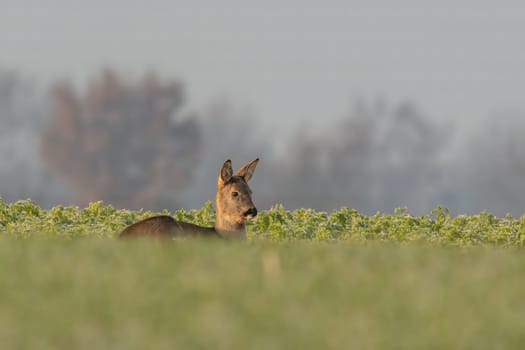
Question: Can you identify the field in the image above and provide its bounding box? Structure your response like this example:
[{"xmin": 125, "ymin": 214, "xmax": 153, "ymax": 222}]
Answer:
[{"xmin": 1, "ymin": 199, "xmax": 525, "ymax": 349}]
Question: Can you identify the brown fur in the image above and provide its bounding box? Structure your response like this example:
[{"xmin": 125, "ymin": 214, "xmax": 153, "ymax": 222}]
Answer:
[{"xmin": 119, "ymin": 158, "xmax": 259, "ymax": 240}]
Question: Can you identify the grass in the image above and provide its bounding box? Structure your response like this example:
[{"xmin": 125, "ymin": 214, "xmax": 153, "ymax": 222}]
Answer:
[{"xmin": 0, "ymin": 239, "xmax": 524, "ymax": 350}]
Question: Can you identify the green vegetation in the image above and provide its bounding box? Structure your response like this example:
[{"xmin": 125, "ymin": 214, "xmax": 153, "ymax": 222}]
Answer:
[
  {"xmin": 1, "ymin": 198, "xmax": 524, "ymax": 245},
  {"xmin": 1, "ymin": 199, "xmax": 525, "ymax": 349}
]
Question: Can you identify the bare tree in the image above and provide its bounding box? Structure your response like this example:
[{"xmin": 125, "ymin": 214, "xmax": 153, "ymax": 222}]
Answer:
[
  {"xmin": 271, "ymin": 97, "xmax": 452, "ymax": 214},
  {"xmin": 455, "ymin": 114, "xmax": 525, "ymax": 215}
]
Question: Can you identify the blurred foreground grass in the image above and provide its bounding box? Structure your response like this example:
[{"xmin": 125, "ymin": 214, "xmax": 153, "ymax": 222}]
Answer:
[{"xmin": 0, "ymin": 240, "xmax": 524, "ymax": 350}]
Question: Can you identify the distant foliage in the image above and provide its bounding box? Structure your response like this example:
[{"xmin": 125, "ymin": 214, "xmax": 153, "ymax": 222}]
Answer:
[
  {"xmin": 1, "ymin": 199, "xmax": 524, "ymax": 246},
  {"xmin": 0, "ymin": 70, "xmax": 70, "ymax": 205},
  {"xmin": 40, "ymin": 69, "xmax": 201, "ymax": 209},
  {"xmin": 270, "ymin": 98, "xmax": 452, "ymax": 213},
  {"xmin": 3, "ymin": 65, "xmax": 525, "ymax": 216}
]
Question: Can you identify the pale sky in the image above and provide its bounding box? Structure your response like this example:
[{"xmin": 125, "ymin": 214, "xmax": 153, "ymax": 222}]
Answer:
[{"xmin": 2, "ymin": 0, "xmax": 525, "ymax": 131}]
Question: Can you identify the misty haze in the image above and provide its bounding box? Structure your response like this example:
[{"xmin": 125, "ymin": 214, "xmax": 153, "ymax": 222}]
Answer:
[{"xmin": 2, "ymin": 1, "xmax": 525, "ymax": 216}]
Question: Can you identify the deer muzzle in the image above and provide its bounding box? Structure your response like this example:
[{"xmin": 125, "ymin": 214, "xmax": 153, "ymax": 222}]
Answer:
[{"xmin": 243, "ymin": 207, "xmax": 258, "ymax": 219}]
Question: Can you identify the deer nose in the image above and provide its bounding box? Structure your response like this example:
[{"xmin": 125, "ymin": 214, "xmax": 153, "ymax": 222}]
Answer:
[{"xmin": 244, "ymin": 207, "xmax": 258, "ymax": 218}]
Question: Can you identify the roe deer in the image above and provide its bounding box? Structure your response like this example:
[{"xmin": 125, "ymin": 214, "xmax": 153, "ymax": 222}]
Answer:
[{"xmin": 119, "ymin": 158, "xmax": 259, "ymax": 239}]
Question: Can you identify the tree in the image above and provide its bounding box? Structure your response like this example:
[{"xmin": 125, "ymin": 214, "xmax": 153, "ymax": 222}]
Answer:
[
  {"xmin": 40, "ymin": 69, "xmax": 201, "ymax": 209},
  {"xmin": 0, "ymin": 69, "xmax": 71, "ymax": 205},
  {"xmin": 273, "ymin": 97, "xmax": 452, "ymax": 214},
  {"xmin": 456, "ymin": 114, "xmax": 525, "ymax": 215}
]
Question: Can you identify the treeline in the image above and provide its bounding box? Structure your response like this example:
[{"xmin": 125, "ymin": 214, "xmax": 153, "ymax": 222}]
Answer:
[{"xmin": 1, "ymin": 68, "xmax": 524, "ymax": 215}]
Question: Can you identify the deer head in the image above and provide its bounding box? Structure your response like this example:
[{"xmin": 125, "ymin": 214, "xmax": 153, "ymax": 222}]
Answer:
[{"xmin": 215, "ymin": 158, "xmax": 259, "ymax": 237}]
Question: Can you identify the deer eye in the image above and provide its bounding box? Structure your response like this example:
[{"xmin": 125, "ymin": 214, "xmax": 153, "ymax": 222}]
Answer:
[{"xmin": 231, "ymin": 191, "xmax": 239, "ymax": 197}]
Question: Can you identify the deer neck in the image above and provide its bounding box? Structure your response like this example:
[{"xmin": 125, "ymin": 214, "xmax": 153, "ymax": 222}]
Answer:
[
  {"xmin": 214, "ymin": 198, "xmax": 246, "ymax": 239},
  {"xmin": 214, "ymin": 218, "xmax": 245, "ymax": 239}
]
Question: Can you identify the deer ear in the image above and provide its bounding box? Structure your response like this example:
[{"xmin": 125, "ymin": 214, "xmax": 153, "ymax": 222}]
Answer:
[
  {"xmin": 235, "ymin": 158, "xmax": 259, "ymax": 182},
  {"xmin": 218, "ymin": 159, "xmax": 233, "ymax": 188}
]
